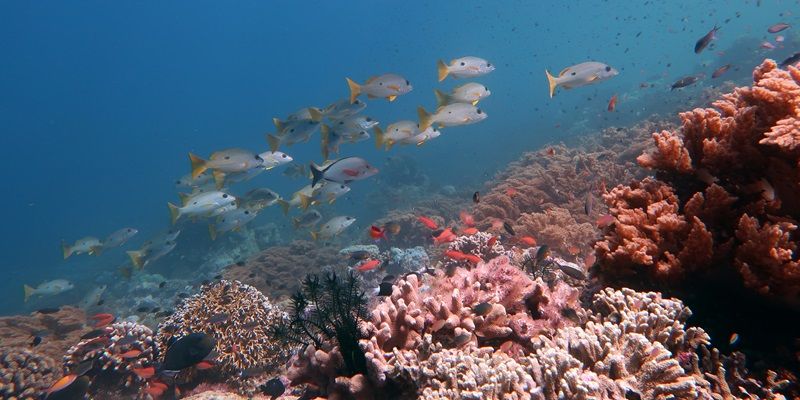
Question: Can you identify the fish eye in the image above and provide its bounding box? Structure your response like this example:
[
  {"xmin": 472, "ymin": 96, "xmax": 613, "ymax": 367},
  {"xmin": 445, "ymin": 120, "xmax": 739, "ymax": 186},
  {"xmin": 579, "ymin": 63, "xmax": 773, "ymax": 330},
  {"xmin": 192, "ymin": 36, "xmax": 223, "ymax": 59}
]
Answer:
[
  {"xmin": 487, "ymin": 63, "xmax": 492, "ymax": 67},
  {"xmin": 224, "ymin": 156, "xmax": 230, "ymax": 160},
  {"xmin": 340, "ymin": 185, "xmax": 345, "ymax": 189},
  {"xmin": 571, "ymin": 72, "xmax": 576, "ymax": 76},
  {"xmin": 175, "ymin": 180, "xmax": 181, "ymax": 184},
  {"xmin": 127, "ymin": 228, "xmax": 132, "ymax": 232},
  {"xmin": 354, "ymin": 100, "xmax": 360, "ymax": 104},
  {"xmin": 366, "ymin": 117, "xmax": 372, "ymax": 122},
  {"xmin": 477, "ymin": 109, "xmax": 483, "ymax": 114},
  {"xmin": 379, "ymin": 82, "xmax": 383, "ymax": 85},
  {"xmin": 605, "ymin": 66, "xmax": 611, "ymax": 72},
  {"xmin": 395, "ymin": 128, "xmax": 399, "ymax": 132},
  {"xmin": 244, "ymin": 211, "xmax": 250, "ymax": 215},
  {"xmin": 281, "ymin": 154, "xmax": 287, "ymax": 158},
  {"xmin": 405, "ymin": 80, "xmax": 410, "ymax": 85},
  {"xmin": 338, "ymin": 121, "xmax": 344, "ymax": 125},
  {"xmin": 193, "ymin": 201, "xmax": 198, "ymax": 205},
  {"xmin": 290, "ymin": 129, "xmax": 295, "ymax": 132},
  {"xmin": 460, "ymin": 62, "xmax": 465, "ymax": 66},
  {"xmin": 222, "ymin": 194, "xmax": 229, "ymax": 198}
]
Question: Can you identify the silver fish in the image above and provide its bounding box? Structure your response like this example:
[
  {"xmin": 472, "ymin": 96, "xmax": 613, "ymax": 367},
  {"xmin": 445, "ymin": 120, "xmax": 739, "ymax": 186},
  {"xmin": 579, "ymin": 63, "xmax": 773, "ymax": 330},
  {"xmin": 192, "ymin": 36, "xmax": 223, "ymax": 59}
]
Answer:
[
  {"xmin": 310, "ymin": 157, "xmax": 379, "ymax": 186},
  {"xmin": 102, "ymin": 228, "xmax": 138, "ymax": 249},
  {"xmin": 545, "ymin": 62, "xmax": 618, "ymax": 98},
  {"xmin": 437, "ymin": 56, "xmax": 494, "ymax": 81},
  {"xmin": 418, "ymin": 103, "xmax": 487, "ymax": 131},
  {"xmin": 24, "ymin": 279, "xmax": 74, "ymax": 302},
  {"xmin": 311, "ymin": 216, "xmax": 356, "ymax": 240},
  {"xmin": 62, "ymin": 237, "xmax": 103, "ymax": 259},
  {"xmin": 346, "ymin": 74, "xmax": 412, "ymax": 103},
  {"xmin": 434, "ymin": 83, "xmax": 491, "ymax": 106}
]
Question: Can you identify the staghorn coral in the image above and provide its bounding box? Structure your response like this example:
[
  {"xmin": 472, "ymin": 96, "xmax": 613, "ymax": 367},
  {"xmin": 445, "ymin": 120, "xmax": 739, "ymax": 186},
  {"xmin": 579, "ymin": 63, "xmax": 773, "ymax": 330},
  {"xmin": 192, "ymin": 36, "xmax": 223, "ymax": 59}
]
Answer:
[
  {"xmin": 63, "ymin": 320, "xmax": 156, "ymax": 397},
  {"xmin": 602, "ymin": 59, "xmax": 800, "ymax": 307},
  {"xmin": 157, "ymin": 279, "xmax": 289, "ymax": 394},
  {"xmin": 222, "ymin": 240, "xmax": 344, "ymax": 301},
  {"xmin": 0, "ymin": 306, "xmax": 90, "ymax": 364},
  {"xmin": 0, "ymin": 348, "xmax": 59, "ymax": 400}
]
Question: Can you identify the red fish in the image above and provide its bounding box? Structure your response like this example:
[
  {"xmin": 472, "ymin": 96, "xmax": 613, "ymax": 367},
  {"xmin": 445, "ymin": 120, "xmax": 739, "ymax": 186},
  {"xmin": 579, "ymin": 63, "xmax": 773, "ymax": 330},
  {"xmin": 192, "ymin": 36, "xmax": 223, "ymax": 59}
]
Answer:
[
  {"xmin": 444, "ymin": 250, "xmax": 467, "ymax": 260},
  {"xmin": 120, "ymin": 349, "xmax": 142, "ymax": 359},
  {"xmin": 486, "ymin": 236, "xmax": 498, "ymax": 248},
  {"xmin": 463, "ymin": 254, "xmax": 482, "ymax": 264},
  {"xmin": 596, "ymin": 214, "xmax": 615, "ymax": 228},
  {"xmin": 433, "ymin": 228, "xmax": 457, "ymax": 245},
  {"xmin": 90, "ymin": 313, "xmax": 116, "ymax": 328},
  {"xmin": 356, "ymin": 259, "xmax": 381, "ymax": 272},
  {"xmin": 505, "ymin": 188, "xmax": 518, "ymax": 197},
  {"xmin": 46, "ymin": 374, "xmax": 78, "ymax": 396},
  {"xmin": 196, "ymin": 360, "xmax": 215, "ymax": 370},
  {"xmin": 417, "ymin": 215, "xmax": 438, "ymax": 230},
  {"xmin": 459, "ymin": 211, "xmax": 475, "ymax": 227},
  {"xmin": 369, "ymin": 225, "xmax": 387, "ymax": 240},
  {"xmin": 461, "ymin": 227, "xmax": 478, "ymax": 235},
  {"xmin": 149, "ymin": 381, "xmax": 168, "ymax": 391},
  {"xmin": 132, "ymin": 366, "xmax": 156, "ymax": 379},
  {"xmin": 607, "ymin": 95, "xmax": 617, "ymax": 112},
  {"xmin": 712, "ymin": 64, "xmax": 731, "ymax": 79},
  {"xmin": 518, "ymin": 236, "xmax": 536, "ymax": 247},
  {"xmin": 546, "ymin": 147, "xmax": 556, "ymax": 156}
]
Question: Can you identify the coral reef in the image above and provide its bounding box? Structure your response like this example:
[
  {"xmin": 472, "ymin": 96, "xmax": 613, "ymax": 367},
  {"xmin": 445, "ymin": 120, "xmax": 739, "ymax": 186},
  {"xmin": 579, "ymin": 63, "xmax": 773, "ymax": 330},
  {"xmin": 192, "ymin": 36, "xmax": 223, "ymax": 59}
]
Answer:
[
  {"xmin": 63, "ymin": 320, "xmax": 156, "ymax": 397},
  {"xmin": 387, "ymin": 246, "xmax": 429, "ymax": 275},
  {"xmin": 157, "ymin": 280, "xmax": 289, "ymax": 394},
  {"xmin": 222, "ymin": 240, "xmax": 344, "ymax": 301},
  {"xmin": 0, "ymin": 347, "xmax": 59, "ymax": 400},
  {"xmin": 0, "ymin": 306, "xmax": 90, "ymax": 363}
]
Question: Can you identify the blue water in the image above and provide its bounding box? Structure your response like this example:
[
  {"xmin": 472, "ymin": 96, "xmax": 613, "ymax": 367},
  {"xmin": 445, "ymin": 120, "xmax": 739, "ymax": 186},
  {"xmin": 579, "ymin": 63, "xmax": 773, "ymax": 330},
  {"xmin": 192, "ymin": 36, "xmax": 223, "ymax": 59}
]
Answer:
[{"xmin": 0, "ymin": 0, "xmax": 793, "ymax": 314}]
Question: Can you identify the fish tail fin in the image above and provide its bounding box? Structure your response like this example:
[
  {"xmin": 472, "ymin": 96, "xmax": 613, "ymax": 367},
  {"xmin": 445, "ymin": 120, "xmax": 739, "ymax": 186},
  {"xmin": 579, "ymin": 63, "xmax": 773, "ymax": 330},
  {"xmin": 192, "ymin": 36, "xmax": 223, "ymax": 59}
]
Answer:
[
  {"xmin": 23, "ymin": 284, "xmax": 35, "ymax": 303},
  {"xmin": 310, "ymin": 163, "xmax": 324, "ymax": 187},
  {"xmin": 299, "ymin": 194, "xmax": 312, "ymax": 211},
  {"xmin": 346, "ymin": 77, "xmax": 360, "ymax": 104},
  {"xmin": 212, "ymin": 170, "xmax": 225, "ymax": 189},
  {"xmin": 127, "ymin": 250, "xmax": 144, "ymax": 269},
  {"xmin": 417, "ymin": 106, "xmax": 433, "ymax": 132},
  {"xmin": 320, "ymin": 125, "xmax": 330, "ymax": 160},
  {"xmin": 308, "ymin": 107, "xmax": 323, "ymax": 122},
  {"xmin": 310, "ymin": 231, "xmax": 318, "ymax": 241},
  {"xmin": 545, "ymin": 69, "xmax": 558, "ymax": 98},
  {"xmin": 61, "ymin": 241, "xmax": 72, "ymax": 260},
  {"xmin": 272, "ymin": 118, "xmax": 284, "ymax": 132},
  {"xmin": 188, "ymin": 153, "xmax": 208, "ymax": 179},
  {"xmin": 167, "ymin": 202, "xmax": 181, "ymax": 225},
  {"xmin": 434, "ymin": 89, "xmax": 448, "ymax": 107},
  {"xmin": 208, "ymin": 224, "xmax": 217, "ymax": 241},
  {"xmin": 267, "ymin": 134, "xmax": 281, "ymax": 153},
  {"xmin": 437, "ymin": 59, "xmax": 449, "ymax": 82},
  {"xmin": 373, "ymin": 126, "xmax": 384, "ymax": 150},
  {"xmin": 277, "ymin": 199, "xmax": 290, "ymax": 215}
]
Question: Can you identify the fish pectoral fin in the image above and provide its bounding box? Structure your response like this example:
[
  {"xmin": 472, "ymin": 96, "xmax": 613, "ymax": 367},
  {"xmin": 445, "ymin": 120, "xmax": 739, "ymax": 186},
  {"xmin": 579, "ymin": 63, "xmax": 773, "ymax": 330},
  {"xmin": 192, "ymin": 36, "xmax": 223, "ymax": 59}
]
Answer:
[
  {"xmin": 587, "ymin": 74, "xmax": 599, "ymax": 82},
  {"xmin": 387, "ymin": 95, "xmax": 397, "ymax": 102},
  {"xmin": 471, "ymin": 100, "xmax": 479, "ymax": 106}
]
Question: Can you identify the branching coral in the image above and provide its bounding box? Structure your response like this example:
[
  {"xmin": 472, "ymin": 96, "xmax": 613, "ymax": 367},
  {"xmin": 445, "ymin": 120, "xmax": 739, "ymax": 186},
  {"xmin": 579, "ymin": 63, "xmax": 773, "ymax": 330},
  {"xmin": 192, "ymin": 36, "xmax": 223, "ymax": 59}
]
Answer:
[
  {"xmin": 157, "ymin": 279, "xmax": 289, "ymax": 393},
  {"xmin": 1, "ymin": 348, "xmax": 58, "ymax": 400}
]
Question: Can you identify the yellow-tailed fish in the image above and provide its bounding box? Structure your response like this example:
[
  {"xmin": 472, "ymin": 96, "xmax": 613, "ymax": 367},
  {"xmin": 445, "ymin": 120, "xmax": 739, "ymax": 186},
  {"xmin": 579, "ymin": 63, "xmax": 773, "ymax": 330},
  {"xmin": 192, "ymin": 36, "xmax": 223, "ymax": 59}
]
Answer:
[
  {"xmin": 437, "ymin": 56, "xmax": 494, "ymax": 81},
  {"xmin": 417, "ymin": 103, "xmax": 487, "ymax": 131},
  {"xmin": 545, "ymin": 62, "xmax": 618, "ymax": 98},
  {"xmin": 345, "ymin": 74, "xmax": 412, "ymax": 103}
]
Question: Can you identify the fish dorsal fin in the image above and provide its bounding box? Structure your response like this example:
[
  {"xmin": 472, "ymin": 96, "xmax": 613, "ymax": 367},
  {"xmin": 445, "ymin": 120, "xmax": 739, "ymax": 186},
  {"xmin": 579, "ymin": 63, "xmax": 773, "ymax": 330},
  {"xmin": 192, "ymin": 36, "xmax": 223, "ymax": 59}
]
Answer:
[
  {"xmin": 365, "ymin": 76, "xmax": 378, "ymax": 84},
  {"xmin": 178, "ymin": 192, "xmax": 190, "ymax": 206},
  {"xmin": 558, "ymin": 67, "xmax": 571, "ymax": 77}
]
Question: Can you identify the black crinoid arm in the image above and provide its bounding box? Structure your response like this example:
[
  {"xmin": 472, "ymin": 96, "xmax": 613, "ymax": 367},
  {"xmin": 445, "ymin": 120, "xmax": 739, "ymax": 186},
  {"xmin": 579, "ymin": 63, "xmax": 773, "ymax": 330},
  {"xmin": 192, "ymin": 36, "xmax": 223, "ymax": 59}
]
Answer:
[{"xmin": 270, "ymin": 269, "xmax": 369, "ymax": 376}]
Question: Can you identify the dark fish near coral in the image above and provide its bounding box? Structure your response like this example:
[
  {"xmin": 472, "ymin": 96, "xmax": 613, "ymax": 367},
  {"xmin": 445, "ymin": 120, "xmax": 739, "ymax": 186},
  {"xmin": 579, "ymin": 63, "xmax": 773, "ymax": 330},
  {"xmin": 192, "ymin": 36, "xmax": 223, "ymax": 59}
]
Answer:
[
  {"xmin": 694, "ymin": 25, "xmax": 719, "ymax": 54},
  {"xmin": 472, "ymin": 191, "xmax": 480, "ymax": 203},
  {"xmin": 556, "ymin": 260, "xmax": 587, "ymax": 280},
  {"xmin": 80, "ymin": 329, "xmax": 107, "ymax": 340},
  {"xmin": 768, "ymin": 23, "xmax": 790, "ymax": 33},
  {"xmin": 163, "ymin": 333, "xmax": 216, "ymax": 371},
  {"xmin": 780, "ymin": 52, "xmax": 800, "ymax": 68},
  {"xmin": 260, "ymin": 377, "xmax": 286, "ymax": 399},
  {"xmin": 45, "ymin": 375, "xmax": 90, "ymax": 400},
  {"xmin": 36, "ymin": 307, "xmax": 61, "ymax": 314},
  {"xmin": 208, "ymin": 312, "xmax": 229, "ymax": 324},
  {"xmin": 377, "ymin": 281, "xmax": 394, "ymax": 296},
  {"xmin": 31, "ymin": 335, "xmax": 42, "ymax": 347},
  {"xmin": 671, "ymin": 75, "xmax": 700, "ymax": 90},
  {"xmin": 535, "ymin": 245, "xmax": 550, "ymax": 263},
  {"xmin": 711, "ymin": 64, "xmax": 731, "ymax": 79},
  {"xmin": 502, "ymin": 221, "xmax": 515, "ymax": 236},
  {"xmin": 473, "ymin": 302, "xmax": 492, "ymax": 316}
]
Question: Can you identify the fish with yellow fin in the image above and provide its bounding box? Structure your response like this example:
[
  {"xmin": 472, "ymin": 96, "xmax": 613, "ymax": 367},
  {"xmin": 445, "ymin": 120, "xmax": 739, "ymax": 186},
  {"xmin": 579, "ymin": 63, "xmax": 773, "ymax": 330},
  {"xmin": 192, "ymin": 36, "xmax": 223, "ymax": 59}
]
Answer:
[
  {"xmin": 436, "ymin": 56, "xmax": 494, "ymax": 81},
  {"xmin": 61, "ymin": 237, "xmax": 103, "ymax": 259},
  {"xmin": 434, "ymin": 82, "xmax": 491, "ymax": 106},
  {"xmin": 545, "ymin": 62, "xmax": 618, "ymax": 98},
  {"xmin": 188, "ymin": 148, "xmax": 264, "ymax": 187},
  {"xmin": 345, "ymin": 74, "xmax": 412, "ymax": 103}
]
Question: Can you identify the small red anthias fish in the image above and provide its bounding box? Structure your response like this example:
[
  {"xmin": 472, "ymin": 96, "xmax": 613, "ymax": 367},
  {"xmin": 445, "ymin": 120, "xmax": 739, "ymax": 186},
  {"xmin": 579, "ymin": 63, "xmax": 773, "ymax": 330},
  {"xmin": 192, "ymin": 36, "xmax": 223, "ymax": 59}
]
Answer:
[
  {"xmin": 132, "ymin": 366, "xmax": 156, "ymax": 379},
  {"xmin": 356, "ymin": 259, "xmax": 382, "ymax": 272},
  {"xmin": 461, "ymin": 227, "xmax": 479, "ymax": 235},
  {"xmin": 596, "ymin": 214, "xmax": 615, "ymax": 228},
  {"xmin": 444, "ymin": 250, "xmax": 467, "ymax": 260},
  {"xmin": 517, "ymin": 236, "xmax": 536, "ymax": 247},
  {"xmin": 505, "ymin": 187, "xmax": 518, "ymax": 197},
  {"xmin": 90, "ymin": 313, "xmax": 116, "ymax": 328},
  {"xmin": 459, "ymin": 211, "xmax": 475, "ymax": 227},
  {"xmin": 607, "ymin": 95, "xmax": 617, "ymax": 112},
  {"xmin": 369, "ymin": 225, "xmax": 387, "ymax": 241},
  {"xmin": 486, "ymin": 236, "xmax": 498, "ymax": 248},
  {"xmin": 417, "ymin": 215, "xmax": 439, "ymax": 230},
  {"xmin": 144, "ymin": 385, "xmax": 165, "ymax": 398},
  {"xmin": 463, "ymin": 254, "xmax": 482, "ymax": 264},
  {"xmin": 711, "ymin": 64, "xmax": 731, "ymax": 79},
  {"xmin": 433, "ymin": 228, "xmax": 457, "ymax": 245},
  {"xmin": 120, "ymin": 349, "xmax": 142, "ymax": 359},
  {"xmin": 196, "ymin": 360, "xmax": 215, "ymax": 370},
  {"xmin": 45, "ymin": 374, "xmax": 78, "ymax": 397}
]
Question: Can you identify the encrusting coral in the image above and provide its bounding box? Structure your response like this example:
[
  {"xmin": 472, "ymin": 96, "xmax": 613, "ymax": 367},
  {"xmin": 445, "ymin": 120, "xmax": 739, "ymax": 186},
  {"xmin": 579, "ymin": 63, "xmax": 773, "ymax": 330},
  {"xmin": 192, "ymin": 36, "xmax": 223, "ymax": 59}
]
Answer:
[
  {"xmin": 157, "ymin": 280, "xmax": 290, "ymax": 394},
  {"xmin": 0, "ymin": 347, "xmax": 59, "ymax": 400}
]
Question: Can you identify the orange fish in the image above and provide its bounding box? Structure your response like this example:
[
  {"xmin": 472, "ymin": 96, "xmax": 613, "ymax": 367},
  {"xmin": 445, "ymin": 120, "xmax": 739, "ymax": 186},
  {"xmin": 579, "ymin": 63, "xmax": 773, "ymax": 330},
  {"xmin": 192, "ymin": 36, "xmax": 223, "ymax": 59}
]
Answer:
[
  {"xmin": 518, "ymin": 236, "xmax": 537, "ymax": 247},
  {"xmin": 462, "ymin": 227, "xmax": 479, "ymax": 235},
  {"xmin": 444, "ymin": 250, "xmax": 467, "ymax": 260},
  {"xmin": 46, "ymin": 374, "xmax": 78, "ymax": 396},
  {"xmin": 144, "ymin": 386, "xmax": 165, "ymax": 398},
  {"xmin": 505, "ymin": 187, "xmax": 518, "ymax": 197},
  {"xmin": 486, "ymin": 236, "xmax": 498, "ymax": 248},
  {"xmin": 596, "ymin": 214, "xmax": 615, "ymax": 228},
  {"xmin": 433, "ymin": 228, "xmax": 457, "ymax": 245},
  {"xmin": 120, "ymin": 349, "xmax": 142, "ymax": 359},
  {"xmin": 196, "ymin": 360, "xmax": 215, "ymax": 370},
  {"xmin": 567, "ymin": 245, "xmax": 581, "ymax": 256},
  {"xmin": 417, "ymin": 215, "xmax": 438, "ymax": 230},
  {"xmin": 356, "ymin": 259, "xmax": 382, "ymax": 272},
  {"xmin": 459, "ymin": 211, "xmax": 475, "ymax": 227},
  {"xmin": 369, "ymin": 225, "xmax": 387, "ymax": 241},
  {"xmin": 463, "ymin": 254, "xmax": 482, "ymax": 264},
  {"xmin": 132, "ymin": 366, "xmax": 156, "ymax": 379},
  {"xmin": 607, "ymin": 94, "xmax": 617, "ymax": 112},
  {"xmin": 546, "ymin": 147, "xmax": 556, "ymax": 156},
  {"xmin": 91, "ymin": 313, "xmax": 114, "ymax": 320},
  {"xmin": 90, "ymin": 313, "xmax": 116, "ymax": 328}
]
